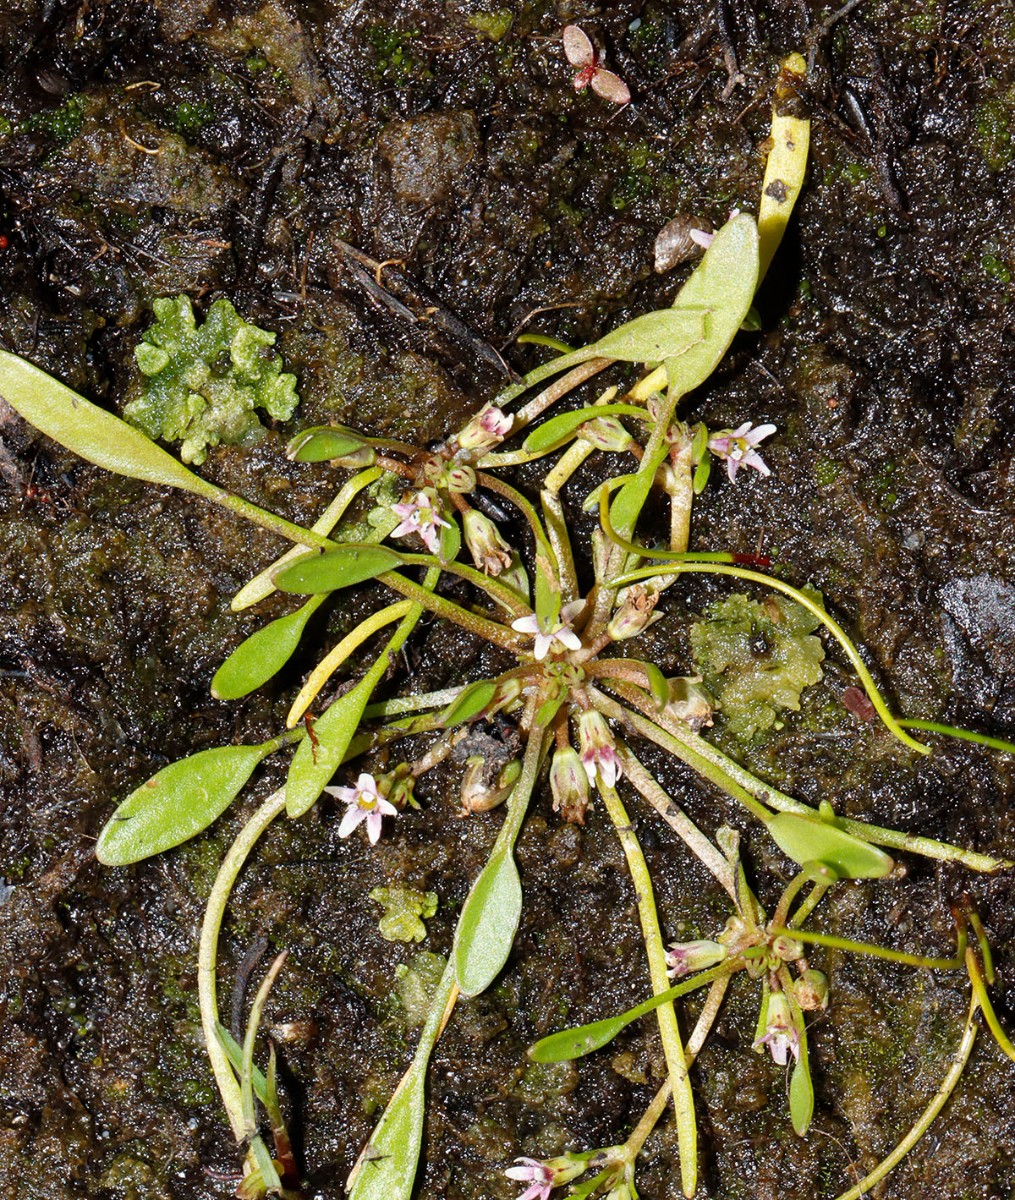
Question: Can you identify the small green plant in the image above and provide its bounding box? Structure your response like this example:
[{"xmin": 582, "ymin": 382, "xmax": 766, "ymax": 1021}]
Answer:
[
  {"xmin": 127, "ymin": 295, "xmax": 299, "ymax": 465},
  {"xmin": 2, "ymin": 54, "xmax": 1013, "ymax": 1200}
]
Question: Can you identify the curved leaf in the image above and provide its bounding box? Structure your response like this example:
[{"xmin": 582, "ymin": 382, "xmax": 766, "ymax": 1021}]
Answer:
[
  {"xmin": 274, "ymin": 544, "xmax": 403, "ymax": 594},
  {"xmin": 454, "ymin": 848, "xmax": 522, "ymax": 997},
  {"xmin": 287, "ymin": 425, "xmax": 369, "ymax": 462},
  {"xmin": 286, "ymin": 675, "xmax": 376, "ymax": 818},
  {"xmin": 440, "ymin": 680, "xmax": 498, "ymax": 728},
  {"xmin": 0, "ymin": 350, "xmax": 223, "ymax": 502},
  {"xmin": 96, "ymin": 743, "xmax": 271, "ymax": 865},
  {"xmin": 767, "ymin": 811, "xmax": 894, "ymax": 879},
  {"xmin": 211, "ymin": 595, "xmax": 326, "ymax": 700},
  {"xmin": 523, "ymin": 404, "xmax": 647, "ymax": 454},
  {"xmin": 662, "ymin": 213, "xmax": 760, "ymax": 399}
]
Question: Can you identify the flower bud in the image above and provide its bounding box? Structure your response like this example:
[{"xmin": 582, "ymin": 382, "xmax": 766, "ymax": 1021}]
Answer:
[
  {"xmin": 383, "ymin": 768, "xmax": 418, "ymax": 810},
  {"xmin": 550, "ymin": 746, "xmax": 590, "ymax": 824},
  {"xmin": 664, "ymin": 676, "xmax": 713, "ymax": 731},
  {"xmin": 580, "ymin": 415, "xmax": 634, "ymax": 453},
  {"xmin": 443, "ymin": 463, "xmax": 477, "ymax": 494},
  {"xmin": 665, "ymin": 938, "xmax": 727, "ymax": 979},
  {"xmin": 793, "ymin": 968, "xmax": 829, "ymax": 1012},
  {"xmin": 490, "ymin": 675, "xmax": 524, "ymax": 714},
  {"xmin": 458, "ymin": 405, "xmax": 513, "ymax": 452},
  {"xmin": 772, "ymin": 934, "xmax": 804, "ymax": 962},
  {"xmin": 607, "ymin": 584, "xmax": 661, "ymax": 641},
  {"xmin": 463, "ymin": 509, "xmax": 513, "ymax": 576}
]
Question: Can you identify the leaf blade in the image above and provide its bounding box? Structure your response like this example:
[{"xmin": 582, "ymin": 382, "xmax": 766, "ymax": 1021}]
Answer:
[
  {"xmin": 96, "ymin": 744, "xmax": 270, "ymax": 865},
  {"xmin": 211, "ymin": 595, "xmax": 326, "ymax": 700},
  {"xmin": 766, "ymin": 811, "xmax": 894, "ymax": 879},
  {"xmin": 0, "ymin": 350, "xmax": 222, "ymax": 501},
  {"xmin": 285, "ymin": 675, "xmax": 377, "ymax": 818},
  {"xmin": 453, "ymin": 848, "xmax": 523, "ymax": 997},
  {"xmin": 274, "ymin": 544, "xmax": 404, "ymax": 593}
]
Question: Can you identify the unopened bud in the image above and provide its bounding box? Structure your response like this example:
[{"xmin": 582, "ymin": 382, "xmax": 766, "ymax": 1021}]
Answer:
[
  {"xmin": 580, "ymin": 415, "xmax": 634, "ymax": 453},
  {"xmin": 463, "ymin": 509, "xmax": 513, "ymax": 576},
  {"xmin": 664, "ymin": 676, "xmax": 713, "ymax": 731},
  {"xmin": 384, "ymin": 767, "xmax": 418, "ymax": 810},
  {"xmin": 458, "ymin": 405, "xmax": 513, "ymax": 452},
  {"xmin": 772, "ymin": 934, "xmax": 804, "ymax": 962},
  {"xmin": 443, "ymin": 463, "xmax": 477, "ymax": 494},
  {"xmin": 665, "ymin": 938, "xmax": 727, "ymax": 979},
  {"xmin": 793, "ymin": 968, "xmax": 829, "ymax": 1012},
  {"xmin": 550, "ymin": 746, "xmax": 590, "ymax": 824},
  {"xmin": 607, "ymin": 584, "xmax": 661, "ymax": 641}
]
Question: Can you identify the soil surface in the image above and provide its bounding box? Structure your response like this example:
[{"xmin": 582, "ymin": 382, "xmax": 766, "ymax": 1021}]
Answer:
[{"xmin": 1, "ymin": 2, "xmax": 1014, "ymax": 1199}]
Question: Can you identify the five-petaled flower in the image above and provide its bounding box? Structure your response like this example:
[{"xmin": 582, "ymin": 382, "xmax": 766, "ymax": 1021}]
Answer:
[
  {"xmin": 511, "ymin": 599, "xmax": 586, "ymax": 661},
  {"xmin": 707, "ymin": 421, "xmax": 776, "ymax": 483},
  {"xmin": 505, "ymin": 1154, "xmax": 587, "ymax": 1200},
  {"xmin": 562, "ymin": 25, "xmax": 631, "ymax": 105},
  {"xmin": 391, "ymin": 489, "xmax": 451, "ymax": 555},
  {"xmin": 578, "ymin": 709, "xmax": 621, "ymax": 789},
  {"xmin": 505, "ymin": 1157, "xmax": 556, "ymax": 1200},
  {"xmin": 753, "ymin": 988, "xmax": 800, "ymax": 1066},
  {"xmin": 326, "ymin": 773, "xmax": 398, "ymax": 845}
]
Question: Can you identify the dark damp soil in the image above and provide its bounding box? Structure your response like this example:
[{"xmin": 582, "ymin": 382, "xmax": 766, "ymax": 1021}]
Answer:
[{"xmin": 1, "ymin": 2, "xmax": 1015, "ymax": 1198}]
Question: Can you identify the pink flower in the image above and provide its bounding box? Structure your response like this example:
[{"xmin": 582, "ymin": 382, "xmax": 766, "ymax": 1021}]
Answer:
[
  {"xmin": 665, "ymin": 939, "xmax": 727, "ymax": 979},
  {"xmin": 505, "ymin": 1158, "xmax": 555, "ymax": 1200},
  {"xmin": 577, "ymin": 710, "xmax": 621, "ymax": 789},
  {"xmin": 390, "ymin": 490, "xmax": 451, "ymax": 555},
  {"xmin": 326, "ymin": 773, "xmax": 398, "ymax": 845},
  {"xmin": 562, "ymin": 26, "xmax": 631, "ymax": 105},
  {"xmin": 707, "ymin": 421, "xmax": 776, "ymax": 483},
  {"xmin": 511, "ymin": 599, "xmax": 586, "ymax": 661},
  {"xmin": 752, "ymin": 989, "xmax": 799, "ymax": 1066}
]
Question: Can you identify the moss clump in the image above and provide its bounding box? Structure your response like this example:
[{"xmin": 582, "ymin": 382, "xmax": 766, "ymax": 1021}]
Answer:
[
  {"xmin": 690, "ymin": 592, "xmax": 825, "ymax": 741},
  {"xmin": 394, "ymin": 952, "xmax": 447, "ymax": 1026},
  {"xmin": 975, "ymin": 94, "xmax": 1014, "ymax": 171},
  {"xmin": 370, "ymin": 884, "xmax": 438, "ymax": 943},
  {"xmin": 173, "ymin": 100, "xmax": 214, "ymax": 139},
  {"xmin": 126, "ymin": 295, "xmax": 299, "ymax": 464},
  {"xmin": 467, "ymin": 10, "xmax": 513, "ymax": 41},
  {"xmin": 27, "ymin": 94, "xmax": 85, "ymax": 144}
]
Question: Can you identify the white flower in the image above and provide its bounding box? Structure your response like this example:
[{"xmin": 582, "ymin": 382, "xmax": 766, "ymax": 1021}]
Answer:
[
  {"xmin": 511, "ymin": 599, "xmax": 586, "ymax": 661},
  {"xmin": 707, "ymin": 422, "xmax": 776, "ymax": 483},
  {"xmin": 326, "ymin": 773, "xmax": 397, "ymax": 845},
  {"xmin": 505, "ymin": 1154, "xmax": 586, "ymax": 1200},
  {"xmin": 390, "ymin": 490, "xmax": 451, "ymax": 555}
]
